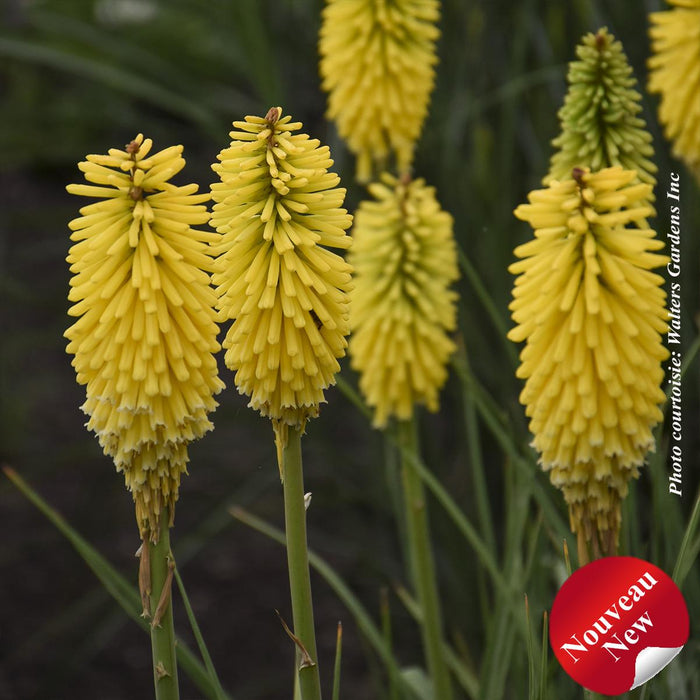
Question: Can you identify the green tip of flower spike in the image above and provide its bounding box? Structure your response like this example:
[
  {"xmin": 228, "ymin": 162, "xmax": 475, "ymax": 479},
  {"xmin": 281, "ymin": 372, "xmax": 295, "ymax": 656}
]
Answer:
[{"xmin": 545, "ymin": 27, "xmax": 657, "ymax": 189}]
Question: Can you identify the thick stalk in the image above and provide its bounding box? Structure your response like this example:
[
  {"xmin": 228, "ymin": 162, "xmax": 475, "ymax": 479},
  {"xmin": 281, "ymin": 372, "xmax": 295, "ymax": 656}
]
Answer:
[
  {"xmin": 398, "ymin": 419, "xmax": 453, "ymax": 700},
  {"xmin": 149, "ymin": 510, "xmax": 179, "ymax": 700},
  {"xmin": 282, "ymin": 425, "xmax": 323, "ymax": 700}
]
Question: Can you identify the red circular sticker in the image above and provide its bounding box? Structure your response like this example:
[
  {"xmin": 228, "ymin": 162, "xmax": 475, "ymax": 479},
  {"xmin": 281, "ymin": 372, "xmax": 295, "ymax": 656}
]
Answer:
[{"xmin": 549, "ymin": 556, "xmax": 689, "ymax": 695}]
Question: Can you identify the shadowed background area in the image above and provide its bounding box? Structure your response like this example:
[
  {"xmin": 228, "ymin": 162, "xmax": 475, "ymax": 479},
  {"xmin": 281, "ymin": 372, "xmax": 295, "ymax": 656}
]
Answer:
[{"xmin": 1, "ymin": 1, "xmax": 699, "ymax": 698}]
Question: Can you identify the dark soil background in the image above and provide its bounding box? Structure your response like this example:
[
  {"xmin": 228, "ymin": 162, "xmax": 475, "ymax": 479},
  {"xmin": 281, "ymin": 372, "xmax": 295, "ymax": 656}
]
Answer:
[{"xmin": 0, "ymin": 3, "xmax": 406, "ymax": 696}]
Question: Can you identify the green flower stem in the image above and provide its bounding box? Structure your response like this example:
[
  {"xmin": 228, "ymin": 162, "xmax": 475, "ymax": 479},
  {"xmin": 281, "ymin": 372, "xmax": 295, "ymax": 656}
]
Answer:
[
  {"xmin": 282, "ymin": 425, "xmax": 323, "ymax": 700},
  {"xmin": 173, "ymin": 566, "xmax": 226, "ymax": 700},
  {"xmin": 149, "ymin": 511, "xmax": 180, "ymax": 700},
  {"xmin": 398, "ymin": 418, "xmax": 454, "ymax": 700}
]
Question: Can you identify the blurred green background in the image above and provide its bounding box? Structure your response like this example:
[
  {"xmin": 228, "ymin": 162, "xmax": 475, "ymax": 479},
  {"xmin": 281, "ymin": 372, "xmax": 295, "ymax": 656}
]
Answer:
[{"xmin": 1, "ymin": 1, "xmax": 698, "ymax": 698}]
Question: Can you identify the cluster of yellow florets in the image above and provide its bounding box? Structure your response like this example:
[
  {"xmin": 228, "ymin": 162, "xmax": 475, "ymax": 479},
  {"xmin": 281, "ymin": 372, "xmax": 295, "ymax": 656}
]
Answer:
[
  {"xmin": 66, "ymin": 135, "xmax": 224, "ymax": 539},
  {"xmin": 210, "ymin": 108, "xmax": 354, "ymax": 433},
  {"xmin": 349, "ymin": 174, "xmax": 458, "ymax": 427},
  {"xmin": 648, "ymin": 0, "xmax": 700, "ymax": 180},
  {"xmin": 67, "ymin": 110, "xmax": 356, "ymax": 527},
  {"xmin": 319, "ymin": 0, "xmax": 440, "ymax": 181},
  {"xmin": 66, "ymin": 5, "xmax": 683, "ymax": 564},
  {"xmin": 509, "ymin": 167, "xmax": 668, "ymax": 545}
]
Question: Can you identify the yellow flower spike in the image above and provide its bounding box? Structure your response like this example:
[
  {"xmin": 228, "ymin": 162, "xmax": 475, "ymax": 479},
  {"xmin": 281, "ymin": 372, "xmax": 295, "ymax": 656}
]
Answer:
[
  {"xmin": 509, "ymin": 166, "xmax": 669, "ymax": 553},
  {"xmin": 648, "ymin": 0, "xmax": 700, "ymax": 180},
  {"xmin": 66, "ymin": 135, "xmax": 225, "ymax": 542},
  {"xmin": 319, "ymin": 0, "xmax": 440, "ymax": 181},
  {"xmin": 210, "ymin": 107, "xmax": 353, "ymax": 451},
  {"xmin": 350, "ymin": 173, "xmax": 459, "ymax": 428}
]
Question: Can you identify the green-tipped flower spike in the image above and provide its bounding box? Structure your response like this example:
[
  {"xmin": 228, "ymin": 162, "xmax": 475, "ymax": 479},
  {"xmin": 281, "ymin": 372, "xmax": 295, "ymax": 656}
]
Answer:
[
  {"xmin": 319, "ymin": 0, "xmax": 440, "ymax": 182},
  {"xmin": 66, "ymin": 135, "xmax": 224, "ymax": 541},
  {"xmin": 210, "ymin": 107, "xmax": 353, "ymax": 452},
  {"xmin": 509, "ymin": 167, "xmax": 669, "ymax": 554},
  {"xmin": 545, "ymin": 28, "xmax": 657, "ymax": 188},
  {"xmin": 648, "ymin": 0, "xmax": 700, "ymax": 181},
  {"xmin": 350, "ymin": 173, "xmax": 458, "ymax": 428}
]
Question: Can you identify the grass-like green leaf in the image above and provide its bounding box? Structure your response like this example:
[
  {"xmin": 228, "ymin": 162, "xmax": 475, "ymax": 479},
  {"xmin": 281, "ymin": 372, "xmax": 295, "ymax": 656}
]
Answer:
[
  {"xmin": 539, "ymin": 611, "xmax": 549, "ymax": 700},
  {"xmin": 673, "ymin": 487, "xmax": 700, "ymax": 588},
  {"xmin": 0, "ymin": 37, "xmax": 222, "ymax": 137},
  {"xmin": 526, "ymin": 596, "xmax": 536, "ymax": 700},
  {"xmin": 332, "ymin": 622, "xmax": 343, "ymax": 700},
  {"xmin": 173, "ymin": 566, "xmax": 227, "ymax": 700},
  {"xmin": 2, "ymin": 466, "xmax": 233, "ymax": 700}
]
